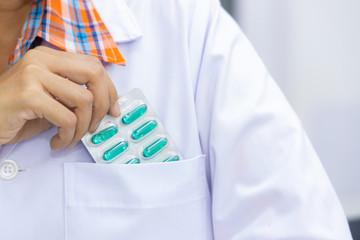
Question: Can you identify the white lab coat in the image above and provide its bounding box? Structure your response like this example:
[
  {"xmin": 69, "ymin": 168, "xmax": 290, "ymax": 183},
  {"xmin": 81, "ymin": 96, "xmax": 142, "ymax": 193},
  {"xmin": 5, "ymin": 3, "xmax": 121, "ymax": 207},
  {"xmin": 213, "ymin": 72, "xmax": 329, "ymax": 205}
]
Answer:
[{"xmin": 0, "ymin": 0, "xmax": 352, "ymax": 239}]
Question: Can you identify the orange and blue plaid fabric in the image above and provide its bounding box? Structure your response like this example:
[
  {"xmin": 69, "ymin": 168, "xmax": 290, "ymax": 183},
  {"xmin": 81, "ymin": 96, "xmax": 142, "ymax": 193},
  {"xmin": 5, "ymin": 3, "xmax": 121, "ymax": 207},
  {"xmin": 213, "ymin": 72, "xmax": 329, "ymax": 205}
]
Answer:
[{"xmin": 9, "ymin": 0, "xmax": 125, "ymax": 66}]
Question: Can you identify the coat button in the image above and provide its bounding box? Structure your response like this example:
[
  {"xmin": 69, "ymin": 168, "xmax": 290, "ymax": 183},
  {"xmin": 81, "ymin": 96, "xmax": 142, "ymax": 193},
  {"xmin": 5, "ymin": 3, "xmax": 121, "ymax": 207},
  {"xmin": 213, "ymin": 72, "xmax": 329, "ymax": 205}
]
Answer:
[{"xmin": 0, "ymin": 159, "xmax": 19, "ymax": 181}]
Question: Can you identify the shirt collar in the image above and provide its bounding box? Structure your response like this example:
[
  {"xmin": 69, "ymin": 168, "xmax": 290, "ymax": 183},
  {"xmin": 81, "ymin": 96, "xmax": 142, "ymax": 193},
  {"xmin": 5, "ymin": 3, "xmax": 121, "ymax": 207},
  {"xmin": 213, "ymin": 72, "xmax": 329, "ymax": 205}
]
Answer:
[{"xmin": 9, "ymin": 0, "xmax": 142, "ymax": 66}]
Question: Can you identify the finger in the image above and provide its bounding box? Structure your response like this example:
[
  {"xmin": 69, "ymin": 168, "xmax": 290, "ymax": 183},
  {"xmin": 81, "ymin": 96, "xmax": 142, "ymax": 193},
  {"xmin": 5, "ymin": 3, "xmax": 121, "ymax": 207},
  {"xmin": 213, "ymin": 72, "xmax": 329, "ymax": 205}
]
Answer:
[
  {"xmin": 28, "ymin": 93, "xmax": 77, "ymax": 150},
  {"xmin": 8, "ymin": 119, "xmax": 52, "ymax": 145},
  {"xmin": 86, "ymin": 72, "xmax": 109, "ymax": 131},
  {"xmin": 39, "ymin": 71, "xmax": 93, "ymax": 147},
  {"xmin": 32, "ymin": 46, "xmax": 111, "ymax": 131},
  {"xmin": 104, "ymin": 71, "xmax": 120, "ymax": 117}
]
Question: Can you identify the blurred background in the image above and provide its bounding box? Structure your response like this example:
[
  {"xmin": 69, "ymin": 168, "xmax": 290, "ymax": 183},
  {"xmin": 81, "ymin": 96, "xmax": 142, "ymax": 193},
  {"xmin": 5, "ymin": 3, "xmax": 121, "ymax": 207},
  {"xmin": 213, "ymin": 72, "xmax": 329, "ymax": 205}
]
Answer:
[{"xmin": 220, "ymin": 0, "xmax": 360, "ymax": 238}]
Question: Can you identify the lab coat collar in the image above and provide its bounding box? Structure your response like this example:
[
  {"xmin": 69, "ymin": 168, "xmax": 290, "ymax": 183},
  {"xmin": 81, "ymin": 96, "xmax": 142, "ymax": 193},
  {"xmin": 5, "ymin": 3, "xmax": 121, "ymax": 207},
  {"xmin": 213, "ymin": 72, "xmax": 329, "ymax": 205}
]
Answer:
[{"xmin": 91, "ymin": 0, "xmax": 142, "ymax": 43}]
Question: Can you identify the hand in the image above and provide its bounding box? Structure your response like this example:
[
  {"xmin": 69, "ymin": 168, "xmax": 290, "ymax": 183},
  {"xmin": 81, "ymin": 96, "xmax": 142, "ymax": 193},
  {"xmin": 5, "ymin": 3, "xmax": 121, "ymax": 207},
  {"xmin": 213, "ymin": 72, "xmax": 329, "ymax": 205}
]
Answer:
[{"xmin": 0, "ymin": 46, "xmax": 120, "ymax": 150}]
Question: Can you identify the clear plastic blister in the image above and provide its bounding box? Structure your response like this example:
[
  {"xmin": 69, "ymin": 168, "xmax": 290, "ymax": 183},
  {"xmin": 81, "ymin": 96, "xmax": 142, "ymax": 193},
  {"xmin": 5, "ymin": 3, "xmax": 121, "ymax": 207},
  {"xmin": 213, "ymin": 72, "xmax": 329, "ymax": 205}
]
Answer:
[{"xmin": 81, "ymin": 88, "xmax": 183, "ymax": 164}]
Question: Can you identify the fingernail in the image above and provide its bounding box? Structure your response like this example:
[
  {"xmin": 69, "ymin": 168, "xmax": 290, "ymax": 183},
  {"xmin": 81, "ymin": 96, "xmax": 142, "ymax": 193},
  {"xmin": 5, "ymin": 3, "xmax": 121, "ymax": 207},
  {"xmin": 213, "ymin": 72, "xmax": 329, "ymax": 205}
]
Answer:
[{"xmin": 113, "ymin": 101, "xmax": 120, "ymax": 116}]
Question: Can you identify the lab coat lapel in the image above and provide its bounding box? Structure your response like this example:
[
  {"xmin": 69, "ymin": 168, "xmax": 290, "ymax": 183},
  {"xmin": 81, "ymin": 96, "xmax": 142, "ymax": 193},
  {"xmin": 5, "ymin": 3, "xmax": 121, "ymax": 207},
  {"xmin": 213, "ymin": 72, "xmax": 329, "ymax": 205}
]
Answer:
[{"xmin": 91, "ymin": 0, "xmax": 143, "ymax": 43}]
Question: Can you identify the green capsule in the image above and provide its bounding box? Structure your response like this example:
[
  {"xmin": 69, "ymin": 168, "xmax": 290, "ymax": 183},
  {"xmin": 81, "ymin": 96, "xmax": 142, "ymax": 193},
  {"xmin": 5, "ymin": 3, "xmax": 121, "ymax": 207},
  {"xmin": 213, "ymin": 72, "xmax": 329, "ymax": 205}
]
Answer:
[
  {"xmin": 163, "ymin": 155, "xmax": 180, "ymax": 162},
  {"xmin": 132, "ymin": 120, "xmax": 157, "ymax": 140},
  {"xmin": 126, "ymin": 158, "xmax": 140, "ymax": 164},
  {"xmin": 122, "ymin": 104, "xmax": 147, "ymax": 124},
  {"xmin": 91, "ymin": 126, "xmax": 118, "ymax": 144},
  {"xmin": 143, "ymin": 137, "xmax": 168, "ymax": 158},
  {"xmin": 103, "ymin": 141, "xmax": 128, "ymax": 161}
]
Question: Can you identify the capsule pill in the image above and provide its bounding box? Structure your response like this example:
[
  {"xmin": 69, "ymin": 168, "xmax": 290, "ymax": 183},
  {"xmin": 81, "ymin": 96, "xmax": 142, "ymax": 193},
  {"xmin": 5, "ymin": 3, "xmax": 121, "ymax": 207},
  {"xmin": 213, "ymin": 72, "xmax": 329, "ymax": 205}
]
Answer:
[
  {"xmin": 163, "ymin": 155, "xmax": 180, "ymax": 162},
  {"xmin": 122, "ymin": 104, "xmax": 147, "ymax": 124},
  {"xmin": 143, "ymin": 137, "xmax": 168, "ymax": 158},
  {"xmin": 132, "ymin": 120, "xmax": 157, "ymax": 140},
  {"xmin": 103, "ymin": 141, "xmax": 128, "ymax": 161},
  {"xmin": 91, "ymin": 126, "xmax": 118, "ymax": 144}
]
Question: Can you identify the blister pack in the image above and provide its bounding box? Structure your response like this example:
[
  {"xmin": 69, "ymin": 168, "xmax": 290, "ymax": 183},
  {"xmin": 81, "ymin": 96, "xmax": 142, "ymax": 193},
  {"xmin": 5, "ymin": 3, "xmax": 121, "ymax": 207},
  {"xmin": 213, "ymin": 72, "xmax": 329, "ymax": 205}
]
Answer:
[{"xmin": 81, "ymin": 88, "xmax": 182, "ymax": 164}]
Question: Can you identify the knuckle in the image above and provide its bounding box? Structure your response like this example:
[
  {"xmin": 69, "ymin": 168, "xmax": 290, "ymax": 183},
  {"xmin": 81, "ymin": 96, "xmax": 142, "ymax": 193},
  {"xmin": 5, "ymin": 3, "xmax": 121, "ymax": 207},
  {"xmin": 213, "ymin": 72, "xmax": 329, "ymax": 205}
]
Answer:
[
  {"xmin": 87, "ymin": 54, "xmax": 102, "ymax": 64},
  {"xmin": 62, "ymin": 112, "xmax": 77, "ymax": 129},
  {"xmin": 78, "ymin": 90, "xmax": 94, "ymax": 106},
  {"xmin": 22, "ymin": 46, "xmax": 49, "ymax": 65},
  {"xmin": 88, "ymin": 61, "xmax": 104, "ymax": 78},
  {"xmin": 21, "ymin": 63, "xmax": 41, "ymax": 76}
]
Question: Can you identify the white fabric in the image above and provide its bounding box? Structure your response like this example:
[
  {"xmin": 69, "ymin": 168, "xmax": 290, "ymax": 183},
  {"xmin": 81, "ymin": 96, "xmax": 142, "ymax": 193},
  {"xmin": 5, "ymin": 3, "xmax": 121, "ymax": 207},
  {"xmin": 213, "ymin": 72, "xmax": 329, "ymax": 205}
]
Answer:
[{"xmin": 0, "ymin": 0, "xmax": 352, "ymax": 239}]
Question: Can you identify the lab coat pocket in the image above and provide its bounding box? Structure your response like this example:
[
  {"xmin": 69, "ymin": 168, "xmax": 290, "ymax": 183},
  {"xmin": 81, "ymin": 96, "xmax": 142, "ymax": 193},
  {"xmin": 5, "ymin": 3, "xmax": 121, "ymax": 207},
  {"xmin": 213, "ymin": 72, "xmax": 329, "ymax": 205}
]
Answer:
[{"xmin": 63, "ymin": 155, "xmax": 212, "ymax": 240}]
